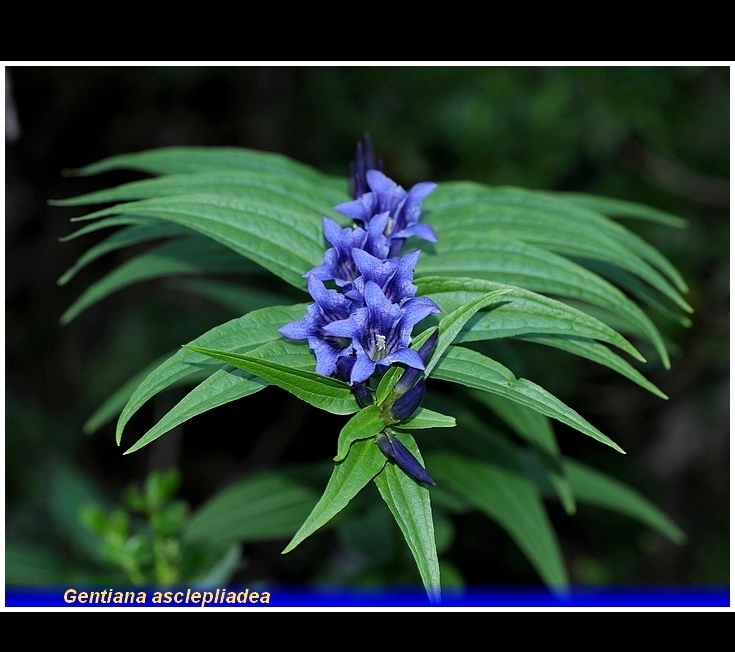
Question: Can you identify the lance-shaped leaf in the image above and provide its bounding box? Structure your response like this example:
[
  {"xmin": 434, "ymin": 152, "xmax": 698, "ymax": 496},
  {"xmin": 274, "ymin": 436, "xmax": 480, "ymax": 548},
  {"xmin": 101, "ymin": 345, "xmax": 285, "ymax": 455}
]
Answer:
[
  {"xmin": 374, "ymin": 433, "xmax": 441, "ymax": 604},
  {"xmin": 471, "ymin": 391, "xmax": 575, "ymax": 516},
  {"xmin": 283, "ymin": 438, "xmax": 387, "ymax": 553},
  {"xmin": 61, "ymin": 236, "xmax": 260, "ymax": 324},
  {"xmin": 429, "ymin": 205, "xmax": 689, "ymax": 312},
  {"xmin": 67, "ymin": 146, "xmax": 342, "ymax": 188},
  {"xmin": 54, "ymin": 169, "xmax": 347, "ymax": 216},
  {"xmin": 124, "ymin": 340, "xmax": 317, "ymax": 455},
  {"xmin": 58, "ymin": 223, "xmax": 192, "ymax": 285},
  {"xmin": 563, "ymin": 459, "xmax": 685, "ymax": 545},
  {"xmin": 375, "ymin": 289, "xmax": 511, "ymax": 405},
  {"xmin": 424, "ymin": 182, "xmax": 687, "ymax": 293},
  {"xmin": 428, "ymin": 451, "xmax": 568, "ymax": 591},
  {"xmin": 393, "ymin": 407, "xmax": 456, "ymax": 430},
  {"xmin": 416, "ymin": 234, "xmax": 670, "ymax": 368},
  {"xmin": 334, "ymin": 405, "xmax": 386, "ymax": 462},
  {"xmin": 557, "ymin": 192, "xmax": 688, "ymax": 229},
  {"xmin": 184, "ymin": 472, "xmax": 321, "ymax": 544},
  {"xmin": 415, "ymin": 276, "xmax": 644, "ymax": 361},
  {"xmin": 71, "ymin": 194, "xmax": 327, "ymax": 289},
  {"xmin": 185, "ymin": 346, "xmax": 360, "ymax": 415},
  {"xmin": 432, "ymin": 345, "xmax": 625, "ymax": 453},
  {"xmin": 116, "ymin": 304, "xmax": 307, "ymax": 445}
]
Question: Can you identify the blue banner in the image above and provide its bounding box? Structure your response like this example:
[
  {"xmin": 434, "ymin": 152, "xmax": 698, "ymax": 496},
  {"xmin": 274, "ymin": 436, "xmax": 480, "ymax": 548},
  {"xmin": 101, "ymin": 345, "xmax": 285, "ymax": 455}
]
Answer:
[{"xmin": 5, "ymin": 585, "xmax": 729, "ymax": 608}]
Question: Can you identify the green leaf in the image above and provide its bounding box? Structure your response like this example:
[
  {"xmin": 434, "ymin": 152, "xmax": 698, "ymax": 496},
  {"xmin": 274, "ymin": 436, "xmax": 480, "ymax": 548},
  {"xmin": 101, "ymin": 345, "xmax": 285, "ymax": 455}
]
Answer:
[
  {"xmin": 68, "ymin": 146, "xmax": 338, "ymax": 187},
  {"xmin": 563, "ymin": 460, "xmax": 686, "ymax": 544},
  {"xmin": 334, "ymin": 405, "xmax": 385, "ymax": 462},
  {"xmin": 58, "ymin": 223, "xmax": 191, "ymax": 285},
  {"xmin": 55, "ymin": 169, "xmax": 347, "ymax": 214},
  {"xmin": 558, "ymin": 192, "xmax": 688, "ymax": 229},
  {"xmin": 60, "ymin": 215, "xmax": 161, "ymax": 241},
  {"xmin": 432, "ymin": 346, "xmax": 625, "ymax": 453},
  {"xmin": 394, "ymin": 407, "xmax": 456, "ymax": 430},
  {"xmin": 431, "ymin": 204, "xmax": 689, "ymax": 312},
  {"xmin": 471, "ymin": 391, "xmax": 575, "ymax": 516},
  {"xmin": 190, "ymin": 544, "xmax": 242, "ymax": 587},
  {"xmin": 125, "ymin": 340, "xmax": 318, "ymax": 455},
  {"xmin": 516, "ymin": 334, "xmax": 667, "ymax": 399},
  {"xmin": 124, "ymin": 368, "xmax": 267, "ymax": 455},
  {"xmin": 84, "ymin": 351, "xmax": 204, "ymax": 434},
  {"xmin": 283, "ymin": 439, "xmax": 387, "ymax": 553},
  {"xmin": 61, "ymin": 236, "xmax": 259, "ymax": 324},
  {"xmin": 416, "ymin": 276, "xmax": 644, "ymax": 361},
  {"xmin": 73, "ymin": 194, "xmax": 325, "ymax": 289},
  {"xmin": 374, "ymin": 433, "xmax": 441, "ymax": 603},
  {"xmin": 184, "ymin": 472, "xmax": 321, "ymax": 544},
  {"xmin": 428, "ymin": 451, "xmax": 568, "ymax": 591},
  {"xmin": 416, "ymin": 234, "xmax": 670, "ymax": 368},
  {"xmin": 185, "ymin": 346, "xmax": 359, "ymax": 415},
  {"xmin": 375, "ymin": 289, "xmax": 511, "ymax": 405},
  {"xmin": 116, "ymin": 304, "xmax": 306, "ymax": 445},
  {"xmin": 425, "ymin": 182, "xmax": 687, "ymax": 293}
]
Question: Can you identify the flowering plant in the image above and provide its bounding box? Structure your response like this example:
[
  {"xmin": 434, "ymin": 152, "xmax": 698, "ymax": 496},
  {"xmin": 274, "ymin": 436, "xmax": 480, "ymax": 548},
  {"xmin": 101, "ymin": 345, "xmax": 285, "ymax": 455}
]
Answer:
[{"xmin": 58, "ymin": 135, "xmax": 688, "ymax": 601}]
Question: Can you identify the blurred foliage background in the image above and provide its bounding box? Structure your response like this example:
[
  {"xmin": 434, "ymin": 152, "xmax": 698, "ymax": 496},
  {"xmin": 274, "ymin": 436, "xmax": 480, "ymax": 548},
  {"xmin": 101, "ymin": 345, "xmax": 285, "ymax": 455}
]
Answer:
[{"xmin": 5, "ymin": 65, "xmax": 729, "ymax": 589}]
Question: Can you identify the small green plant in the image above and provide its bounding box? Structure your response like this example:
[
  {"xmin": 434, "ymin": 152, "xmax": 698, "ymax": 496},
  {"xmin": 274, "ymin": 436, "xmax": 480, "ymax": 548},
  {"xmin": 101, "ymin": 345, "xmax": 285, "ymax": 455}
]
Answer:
[{"xmin": 81, "ymin": 470, "xmax": 242, "ymax": 586}]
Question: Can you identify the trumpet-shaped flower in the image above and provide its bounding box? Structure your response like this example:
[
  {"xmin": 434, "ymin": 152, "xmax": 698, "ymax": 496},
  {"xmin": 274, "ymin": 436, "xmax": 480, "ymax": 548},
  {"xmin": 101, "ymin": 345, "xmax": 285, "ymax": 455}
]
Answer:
[
  {"xmin": 335, "ymin": 170, "xmax": 438, "ymax": 256},
  {"xmin": 348, "ymin": 248, "xmax": 421, "ymax": 305},
  {"xmin": 323, "ymin": 281, "xmax": 440, "ymax": 384},
  {"xmin": 278, "ymin": 275, "xmax": 353, "ymax": 377},
  {"xmin": 309, "ymin": 215, "xmax": 390, "ymax": 288}
]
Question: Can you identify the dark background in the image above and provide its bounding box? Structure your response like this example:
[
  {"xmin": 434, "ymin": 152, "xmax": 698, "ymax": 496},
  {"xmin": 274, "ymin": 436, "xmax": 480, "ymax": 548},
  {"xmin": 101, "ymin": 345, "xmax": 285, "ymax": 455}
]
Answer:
[{"xmin": 5, "ymin": 65, "xmax": 729, "ymax": 588}]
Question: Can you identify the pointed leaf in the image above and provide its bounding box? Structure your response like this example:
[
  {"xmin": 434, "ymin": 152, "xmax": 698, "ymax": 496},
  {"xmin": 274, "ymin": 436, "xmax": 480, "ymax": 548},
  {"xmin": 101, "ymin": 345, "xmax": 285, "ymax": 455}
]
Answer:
[
  {"xmin": 559, "ymin": 192, "xmax": 688, "ymax": 229},
  {"xmin": 394, "ymin": 407, "xmax": 456, "ymax": 430},
  {"xmin": 416, "ymin": 276, "xmax": 644, "ymax": 361},
  {"xmin": 563, "ymin": 459, "xmax": 686, "ymax": 544},
  {"xmin": 55, "ymin": 169, "xmax": 347, "ymax": 214},
  {"xmin": 184, "ymin": 472, "xmax": 321, "ymax": 544},
  {"xmin": 428, "ymin": 451, "xmax": 568, "ymax": 590},
  {"xmin": 68, "ymin": 146, "xmax": 338, "ymax": 187},
  {"xmin": 61, "ymin": 236, "xmax": 259, "ymax": 324},
  {"xmin": 374, "ymin": 433, "xmax": 440, "ymax": 603},
  {"xmin": 185, "ymin": 346, "xmax": 359, "ymax": 415},
  {"xmin": 58, "ymin": 223, "xmax": 191, "ymax": 285},
  {"xmin": 72, "ymin": 194, "xmax": 326, "ymax": 289},
  {"xmin": 116, "ymin": 304, "xmax": 306, "ymax": 445},
  {"xmin": 416, "ymin": 235, "xmax": 670, "ymax": 368},
  {"xmin": 471, "ymin": 391, "xmax": 575, "ymax": 515},
  {"xmin": 283, "ymin": 439, "xmax": 387, "ymax": 553},
  {"xmin": 432, "ymin": 345, "xmax": 625, "ymax": 453},
  {"xmin": 334, "ymin": 405, "xmax": 385, "ymax": 462}
]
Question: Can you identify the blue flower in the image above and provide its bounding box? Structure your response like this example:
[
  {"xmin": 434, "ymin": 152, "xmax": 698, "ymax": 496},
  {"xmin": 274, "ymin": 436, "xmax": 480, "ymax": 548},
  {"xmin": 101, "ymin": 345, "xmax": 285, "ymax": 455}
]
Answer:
[
  {"xmin": 335, "ymin": 170, "xmax": 438, "ymax": 257},
  {"xmin": 348, "ymin": 248, "xmax": 421, "ymax": 305},
  {"xmin": 309, "ymin": 215, "xmax": 390, "ymax": 289},
  {"xmin": 278, "ymin": 275, "xmax": 353, "ymax": 377},
  {"xmin": 323, "ymin": 281, "xmax": 440, "ymax": 384}
]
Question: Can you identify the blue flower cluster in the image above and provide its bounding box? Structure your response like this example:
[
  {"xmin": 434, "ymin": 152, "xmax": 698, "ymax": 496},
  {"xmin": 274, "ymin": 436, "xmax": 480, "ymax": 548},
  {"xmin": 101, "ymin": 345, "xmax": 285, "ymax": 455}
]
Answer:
[{"xmin": 279, "ymin": 136, "xmax": 441, "ymax": 483}]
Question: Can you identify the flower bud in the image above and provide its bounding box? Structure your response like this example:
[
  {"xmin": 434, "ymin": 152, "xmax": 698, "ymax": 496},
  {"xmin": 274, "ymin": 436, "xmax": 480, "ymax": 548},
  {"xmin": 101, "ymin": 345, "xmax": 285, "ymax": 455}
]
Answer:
[
  {"xmin": 390, "ymin": 378, "xmax": 426, "ymax": 421},
  {"xmin": 376, "ymin": 431, "xmax": 436, "ymax": 486},
  {"xmin": 393, "ymin": 330, "xmax": 439, "ymax": 397}
]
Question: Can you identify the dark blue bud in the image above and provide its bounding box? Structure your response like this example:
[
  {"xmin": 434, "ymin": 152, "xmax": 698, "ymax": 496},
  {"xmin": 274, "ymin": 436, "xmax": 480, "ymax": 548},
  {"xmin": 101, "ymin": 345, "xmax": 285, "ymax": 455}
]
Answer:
[
  {"xmin": 393, "ymin": 330, "xmax": 439, "ymax": 397},
  {"xmin": 349, "ymin": 133, "xmax": 383, "ymax": 199},
  {"xmin": 376, "ymin": 431, "xmax": 436, "ymax": 486},
  {"xmin": 391, "ymin": 378, "xmax": 426, "ymax": 421},
  {"xmin": 353, "ymin": 382, "xmax": 374, "ymax": 408}
]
